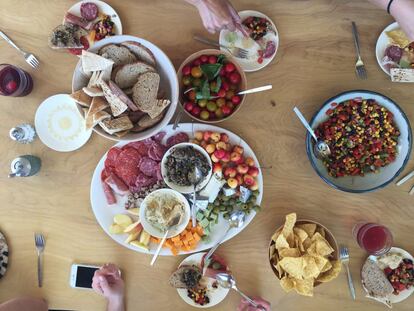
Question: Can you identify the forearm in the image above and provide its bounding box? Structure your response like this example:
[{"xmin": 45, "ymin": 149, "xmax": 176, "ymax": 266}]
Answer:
[
  {"xmin": 368, "ymin": 0, "xmax": 414, "ymax": 41},
  {"xmin": 107, "ymin": 298, "xmax": 125, "ymax": 311}
]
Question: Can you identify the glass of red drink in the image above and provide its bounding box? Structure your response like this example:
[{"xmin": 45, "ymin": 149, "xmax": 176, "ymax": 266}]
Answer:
[
  {"xmin": 353, "ymin": 222, "xmax": 393, "ymax": 255},
  {"xmin": 0, "ymin": 64, "xmax": 33, "ymax": 97}
]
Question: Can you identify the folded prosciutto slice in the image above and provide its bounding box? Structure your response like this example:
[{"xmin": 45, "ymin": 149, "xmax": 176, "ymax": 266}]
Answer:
[
  {"xmin": 101, "ymin": 170, "xmax": 116, "ymax": 205},
  {"xmin": 105, "ymin": 172, "xmax": 129, "ymax": 196},
  {"xmin": 65, "ymin": 12, "xmax": 93, "ymax": 30}
]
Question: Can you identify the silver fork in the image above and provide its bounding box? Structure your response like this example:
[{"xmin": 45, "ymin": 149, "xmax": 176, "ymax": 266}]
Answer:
[
  {"xmin": 34, "ymin": 233, "xmax": 45, "ymax": 287},
  {"xmin": 0, "ymin": 30, "xmax": 39, "ymax": 69},
  {"xmin": 193, "ymin": 35, "xmax": 249, "ymax": 59},
  {"xmin": 339, "ymin": 246, "xmax": 356, "ymax": 300},
  {"xmin": 351, "ymin": 22, "xmax": 367, "ymax": 80}
]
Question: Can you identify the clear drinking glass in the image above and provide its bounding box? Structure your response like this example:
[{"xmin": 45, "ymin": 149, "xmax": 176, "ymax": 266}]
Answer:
[
  {"xmin": 0, "ymin": 64, "xmax": 33, "ymax": 97},
  {"xmin": 352, "ymin": 222, "xmax": 393, "ymax": 256}
]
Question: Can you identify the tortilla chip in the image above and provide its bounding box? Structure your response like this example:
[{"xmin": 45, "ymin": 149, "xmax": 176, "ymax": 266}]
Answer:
[
  {"xmin": 271, "ymin": 231, "xmax": 280, "ymax": 243},
  {"xmin": 274, "ymin": 262, "xmax": 285, "ymax": 278},
  {"xmin": 279, "ymin": 257, "xmax": 304, "ymax": 280},
  {"xmin": 386, "ymin": 29, "xmax": 410, "ymax": 48},
  {"xmin": 279, "ymin": 248, "xmax": 301, "ymax": 258},
  {"xmin": 316, "ymin": 227, "xmax": 326, "ymax": 238},
  {"xmin": 286, "ymin": 233, "xmax": 295, "ymax": 248},
  {"xmin": 320, "ymin": 260, "xmax": 333, "ymax": 273},
  {"xmin": 317, "ymin": 260, "xmax": 341, "ymax": 283},
  {"xmin": 275, "ymin": 233, "xmax": 290, "ymax": 250},
  {"xmin": 293, "ymin": 278, "xmax": 314, "ymax": 297},
  {"xmin": 312, "ymin": 255, "xmax": 329, "ymax": 272},
  {"xmin": 297, "ymin": 223, "xmax": 317, "ymax": 237},
  {"xmin": 303, "ymin": 256, "xmax": 320, "ymax": 279},
  {"xmin": 269, "ymin": 244, "xmax": 276, "ymax": 259},
  {"xmin": 303, "ymin": 238, "xmax": 312, "ymax": 250},
  {"xmin": 298, "ymin": 239, "xmax": 305, "ymax": 253},
  {"xmin": 280, "ymin": 276, "xmax": 295, "ymax": 293},
  {"xmin": 293, "ymin": 227, "xmax": 309, "ymax": 243},
  {"xmin": 282, "ymin": 213, "xmax": 297, "ymax": 237},
  {"xmin": 310, "ymin": 233, "xmax": 334, "ymax": 256}
]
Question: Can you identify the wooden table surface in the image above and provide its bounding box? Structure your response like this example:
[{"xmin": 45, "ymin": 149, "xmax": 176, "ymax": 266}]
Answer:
[{"xmin": 0, "ymin": 0, "xmax": 413, "ymax": 310}]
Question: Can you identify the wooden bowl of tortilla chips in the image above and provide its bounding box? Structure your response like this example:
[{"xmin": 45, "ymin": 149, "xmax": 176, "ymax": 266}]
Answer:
[{"xmin": 268, "ymin": 213, "xmax": 341, "ymax": 297}]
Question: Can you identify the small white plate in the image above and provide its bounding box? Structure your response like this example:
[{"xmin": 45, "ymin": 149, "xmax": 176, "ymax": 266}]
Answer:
[
  {"xmin": 139, "ymin": 188, "xmax": 191, "ymax": 239},
  {"xmin": 219, "ymin": 10, "xmax": 278, "ymax": 72},
  {"xmin": 362, "ymin": 247, "xmax": 414, "ymax": 305},
  {"xmin": 35, "ymin": 94, "xmax": 92, "ymax": 152},
  {"xmin": 375, "ymin": 22, "xmax": 400, "ymax": 76},
  {"xmin": 176, "ymin": 252, "xmax": 229, "ymax": 308},
  {"xmin": 67, "ymin": 0, "xmax": 123, "ymax": 38},
  {"xmin": 161, "ymin": 142, "xmax": 213, "ymax": 194}
]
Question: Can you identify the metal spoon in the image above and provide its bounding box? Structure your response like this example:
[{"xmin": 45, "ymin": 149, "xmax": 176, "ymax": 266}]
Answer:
[
  {"xmin": 216, "ymin": 273, "xmax": 267, "ymax": 311},
  {"xmin": 202, "ymin": 211, "xmax": 245, "ymax": 275},
  {"xmin": 188, "ymin": 166, "xmax": 203, "ymax": 227},
  {"xmin": 293, "ymin": 107, "xmax": 331, "ymax": 159},
  {"xmin": 150, "ymin": 214, "xmax": 182, "ymax": 266}
]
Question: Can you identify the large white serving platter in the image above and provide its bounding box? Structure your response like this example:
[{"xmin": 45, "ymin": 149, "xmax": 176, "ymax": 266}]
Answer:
[{"xmin": 90, "ymin": 123, "xmax": 263, "ymax": 255}]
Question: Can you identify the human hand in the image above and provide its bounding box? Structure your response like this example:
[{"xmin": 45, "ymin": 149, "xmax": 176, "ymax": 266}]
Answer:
[
  {"xmin": 92, "ymin": 264, "xmax": 124, "ymax": 304},
  {"xmin": 237, "ymin": 297, "xmax": 271, "ymax": 311},
  {"xmin": 186, "ymin": 0, "xmax": 247, "ymax": 34}
]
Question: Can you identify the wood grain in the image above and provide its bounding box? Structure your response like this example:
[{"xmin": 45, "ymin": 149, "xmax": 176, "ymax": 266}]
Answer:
[{"xmin": 0, "ymin": 0, "xmax": 413, "ymax": 310}]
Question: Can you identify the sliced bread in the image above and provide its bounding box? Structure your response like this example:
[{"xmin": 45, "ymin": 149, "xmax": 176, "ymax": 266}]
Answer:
[
  {"xmin": 108, "ymin": 80, "xmax": 139, "ymax": 111},
  {"xmin": 83, "ymin": 86, "xmax": 104, "ymax": 97},
  {"xmin": 121, "ymin": 41, "xmax": 156, "ymax": 67},
  {"xmin": 85, "ymin": 110, "xmax": 111, "ymax": 129},
  {"xmin": 131, "ymin": 71, "xmax": 160, "ymax": 112},
  {"xmin": 85, "ymin": 97, "xmax": 109, "ymax": 129},
  {"xmin": 70, "ymin": 89, "xmax": 92, "ymax": 107},
  {"xmin": 147, "ymin": 99, "xmax": 170, "ymax": 119},
  {"xmin": 114, "ymin": 61, "xmax": 155, "ymax": 89},
  {"xmin": 81, "ymin": 50, "xmax": 114, "ymax": 73},
  {"xmin": 137, "ymin": 112, "xmax": 164, "ymax": 129},
  {"xmin": 100, "ymin": 80, "xmax": 128, "ymax": 116},
  {"xmin": 98, "ymin": 44, "xmax": 137, "ymax": 66},
  {"xmin": 99, "ymin": 116, "xmax": 133, "ymax": 134}
]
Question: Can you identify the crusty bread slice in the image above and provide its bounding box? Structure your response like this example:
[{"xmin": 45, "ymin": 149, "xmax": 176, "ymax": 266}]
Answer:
[
  {"xmin": 147, "ymin": 99, "xmax": 170, "ymax": 119},
  {"xmin": 108, "ymin": 80, "xmax": 139, "ymax": 111},
  {"xmin": 100, "ymin": 80, "xmax": 128, "ymax": 117},
  {"xmin": 169, "ymin": 265, "xmax": 202, "ymax": 289},
  {"xmin": 138, "ymin": 112, "xmax": 164, "ymax": 128},
  {"xmin": 86, "ymin": 110, "xmax": 111, "ymax": 130},
  {"xmin": 131, "ymin": 71, "xmax": 160, "ymax": 112},
  {"xmin": 83, "ymin": 86, "xmax": 104, "ymax": 97},
  {"xmin": 87, "ymin": 71, "xmax": 101, "ymax": 88},
  {"xmin": 70, "ymin": 89, "xmax": 92, "ymax": 107},
  {"xmin": 81, "ymin": 50, "xmax": 114, "ymax": 73},
  {"xmin": 114, "ymin": 61, "xmax": 155, "ymax": 89},
  {"xmin": 121, "ymin": 41, "xmax": 156, "ymax": 67},
  {"xmin": 98, "ymin": 44, "xmax": 137, "ymax": 66},
  {"xmin": 114, "ymin": 130, "xmax": 130, "ymax": 138},
  {"xmin": 99, "ymin": 116, "xmax": 133, "ymax": 134},
  {"xmin": 85, "ymin": 97, "xmax": 109, "ymax": 129}
]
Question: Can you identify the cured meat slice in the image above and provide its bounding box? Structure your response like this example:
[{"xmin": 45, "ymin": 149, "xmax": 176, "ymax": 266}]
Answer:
[
  {"xmin": 64, "ymin": 12, "xmax": 93, "ymax": 30},
  {"xmin": 166, "ymin": 132, "xmax": 189, "ymax": 148},
  {"xmin": 155, "ymin": 163, "xmax": 163, "ymax": 181},
  {"xmin": 130, "ymin": 173, "xmax": 157, "ymax": 192},
  {"xmin": 126, "ymin": 140, "xmax": 153, "ymax": 156},
  {"xmin": 80, "ymin": 2, "xmax": 99, "ymax": 21},
  {"xmin": 105, "ymin": 147, "xmax": 122, "ymax": 169},
  {"xmin": 115, "ymin": 148, "xmax": 141, "ymax": 186},
  {"xmin": 153, "ymin": 131, "xmax": 166, "ymax": 142},
  {"xmin": 385, "ymin": 45, "xmax": 403, "ymax": 62},
  {"xmin": 139, "ymin": 157, "xmax": 158, "ymax": 177},
  {"xmin": 148, "ymin": 142, "xmax": 166, "ymax": 161},
  {"xmin": 263, "ymin": 41, "xmax": 276, "ymax": 58},
  {"xmin": 105, "ymin": 172, "xmax": 129, "ymax": 195},
  {"xmin": 102, "ymin": 179, "xmax": 116, "ymax": 205}
]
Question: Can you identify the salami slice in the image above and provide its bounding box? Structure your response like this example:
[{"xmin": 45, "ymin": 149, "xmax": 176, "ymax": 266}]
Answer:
[
  {"xmin": 148, "ymin": 143, "xmax": 166, "ymax": 161},
  {"xmin": 155, "ymin": 163, "xmax": 163, "ymax": 181},
  {"xmin": 166, "ymin": 132, "xmax": 189, "ymax": 148},
  {"xmin": 139, "ymin": 157, "xmax": 158, "ymax": 177},
  {"xmin": 126, "ymin": 140, "xmax": 153, "ymax": 156},
  {"xmin": 115, "ymin": 148, "xmax": 141, "ymax": 186},
  {"xmin": 131, "ymin": 173, "xmax": 157, "ymax": 192},
  {"xmin": 80, "ymin": 2, "xmax": 99, "ymax": 21},
  {"xmin": 263, "ymin": 41, "xmax": 276, "ymax": 58},
  {"xmin": 105, "ymin": 147, "xmax": 122, "ymax": 169},
  {"xmin": 153, "ymin": 131, "xmax": 166, "ymax": 142},
  {"xmin": 102, "ymin": 180, "xmax": 116, "ymax": 205},
  {"xmin": 385, "ymin": 45, "xmax": 403, "ymax": 63}
]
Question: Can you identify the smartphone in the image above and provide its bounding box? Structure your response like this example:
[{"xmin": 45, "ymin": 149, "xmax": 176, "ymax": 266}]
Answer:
[{"xmin": 69, "ymin": 264, "xmax": 100, "ymax": 289}]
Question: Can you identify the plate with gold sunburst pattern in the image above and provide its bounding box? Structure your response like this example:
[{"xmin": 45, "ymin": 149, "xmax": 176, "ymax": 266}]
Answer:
[{"xmin": 35, "ymin": 94, "xmax": 92, "ymax": 152}]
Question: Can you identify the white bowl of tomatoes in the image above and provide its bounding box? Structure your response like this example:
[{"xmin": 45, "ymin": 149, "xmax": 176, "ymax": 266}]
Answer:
[{"xmin": 177, "ymin": 49, "xmax": 247, "ymax": 123}]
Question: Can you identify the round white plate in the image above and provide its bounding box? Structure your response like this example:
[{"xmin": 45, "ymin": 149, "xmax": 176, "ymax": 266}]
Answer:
[
  {"xmin": 67, "ymin": 0, "xmax": 122, "ymax": 37},
  {"xmin": 90, "ymin": 123, "xmax": 263, "ymax": 255},
  {"xmin": 375, "ymin": 22, "xmax": 399, "ymax": 76},
  {"xmin": 362, "ymin": 247, "xmax": 414, "ymax": 304},
  {"xmin": 72, "ymin": 35, "xmax": 179, "ymax": 142},
  {"xmin": 176, "ymin": 252, "xmax": 229, "ymax": 308},
  {"xmin": 219, "ymin": 10, "xmax": 278, "ymax": 72},
  {"xmin": 35, "ymin": 94, "xmax": 92, "ymax": 152},
  {"xmin": 161, "ymin": 142, "xmax": 213, "ymax": 194}
]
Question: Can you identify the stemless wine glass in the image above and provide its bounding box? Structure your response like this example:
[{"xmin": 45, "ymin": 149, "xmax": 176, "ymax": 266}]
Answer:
[
  {"xmin": 0, "ymin": 64, "xmax": 33, "ymax": 97},
  {"xmin": 352, "ymin": 222, "xmax": 393, "ymax": 256}
]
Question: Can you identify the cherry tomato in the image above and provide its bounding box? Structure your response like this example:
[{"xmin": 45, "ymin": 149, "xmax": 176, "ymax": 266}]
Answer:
[
  {"xmin": 184, "ymin": 102, "xmax": 195, "ymax": 112},
  {"xmin": 200, "ymin": 110, "xmax": 210, "ymax": 120},
  {"xmin": 182, "ymin": 76, "xmax": 192, "ymax": 86},
  {"xmin": 229, "ymin": 72, "xmax": 241, "ymax": 84},
  {"xmin": 182, "ymin": 65, "xmax": 191, "ymax": 75},
  {"xmin": 219, "ymin": 68, "xmax": 226, "ymax": 76},
  {"xmin": 192, "ymin": 106, "xmax": 201, "ymax": 116},
  {"xmin": 208, "ymin": 55, "xmax": 217, "ymax": 64},
  {"xmin": 225, "ymin": 90, "xmax": 235, "ymax": 100},
  {"xmin": 200, "ymin": 55, "xmax": 208, "ymax": 63},
  {"xmin": 188, "ymin": 90, "xmax": 196, "ymax": 101},
  {"xmin": 215, "ymin": 108, "xmax": 223, "ymax": 118},
  {"xmin": 226, "ymin": 102, "xmax": 235, "ymax": 109},
  {"xmin": 230, "ymin": 84, "xmax": 238, "ymax": 91},
  {"xmin": 218, "ymin": 89, "xmax": 226, "ymax": 98},
  {"xmin": 198, "ymin": 99, "xmax": 208, "ymax": 108},
  {"xmin": 225, "ymin": 63, "xmax": 235, "ymax": 73},
  {"xmin": 193, "ymin": 59, "xmax": 201, "ymax": 66},
  {"xmin": 222, "ymin": 81, "xmax": 230, "ymax": 91},
  {"xmin": 191, "ymin": 66, "xmax": 203, "ymax": 78},
  {"xmin": 216, "ymin": 98, "xmax": 226, "ymax": 107},
  {"xmin": 222, "ymin": 105, "xmax": 232, "ymax": 116},
  {"xmin": 231, "ymin": 95, "xmax": 241, "ymax": 104}
]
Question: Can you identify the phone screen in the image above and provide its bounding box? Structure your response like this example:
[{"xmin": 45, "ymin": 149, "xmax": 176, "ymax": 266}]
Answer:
[{"xmin": 75, "ymin": 266, "xmax": 99, "ymax": 288}]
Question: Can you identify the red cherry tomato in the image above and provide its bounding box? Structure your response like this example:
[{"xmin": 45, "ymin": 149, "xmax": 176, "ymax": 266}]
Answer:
[
  {"xmin": 200, "ymin": 55, "xmax": 208, "ymax": 63},
  {"xmin": 182, "ymin": 65, "xmax": 191, "ymax": 75},
  {"xmin": 184, "ymin": 102, "xmax": 194, "ymax": 112},
  {"xmin": 222, "ymin": 81, "xmax": 230, "ymax": 91},
  {"xmin": 231, "ymin": 95, "xmax": 241, "ymax": 104},
  {"xmin": 225, "ymin": 63, "xmax": 235, "ymax": 73},
  {"xmin": 218, "ymin": 89, "xmax": 226, "ymax": 98},
  {"xmin": 219, "ymin": 68, "xmax": 226, "ymax": 76},
  {"xmin": 208, "ymin": 55, "xmax": 217, "ymax": 64},
  {"xmin": 221, "ymin": 105, "xmax": 232, "ymax": 116},
  {"xmin": 193, "ymin": 59, "xmax": 201, "ymax": 66},
  {"xmin": 229, "ymin": 72, "xmax": 241, "ymax": 84},
  {"xmin": 192, "ymin": 106, "xmax": 201, "ymax": 116}
]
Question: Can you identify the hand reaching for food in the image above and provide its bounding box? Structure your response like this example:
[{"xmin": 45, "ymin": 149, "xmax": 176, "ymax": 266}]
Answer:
[
  {"xmin": 92, "ymin": 264, "xmax": 125, "ymax": 311},
  {"xmin": 186, "ymin": 0, "xmax": 247, "ymax": 34},
  {"xmin": 237, "ymin": 297, "xmax": 271, "ymax": 311}
]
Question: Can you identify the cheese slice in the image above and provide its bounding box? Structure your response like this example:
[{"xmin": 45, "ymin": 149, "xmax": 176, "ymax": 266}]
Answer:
[{"xmin": 391, "ymin": 68, "xmax": 414, "ymax": 82}]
